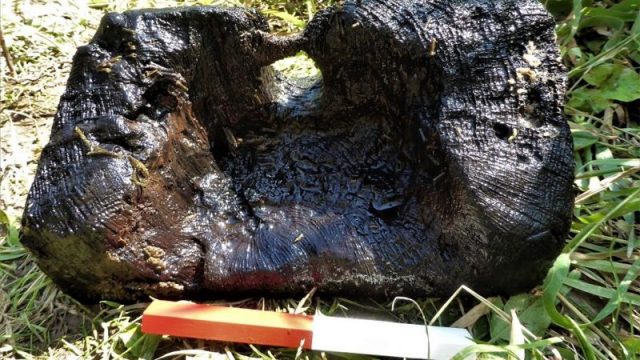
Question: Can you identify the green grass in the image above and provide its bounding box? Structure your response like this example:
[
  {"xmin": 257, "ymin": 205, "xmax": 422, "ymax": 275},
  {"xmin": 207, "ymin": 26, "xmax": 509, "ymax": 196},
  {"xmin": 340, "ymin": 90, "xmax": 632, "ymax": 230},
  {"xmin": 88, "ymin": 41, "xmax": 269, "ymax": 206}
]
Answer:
[{"xmin": 1, "ymin": 0, "xmax": 639, "ymax": 358}]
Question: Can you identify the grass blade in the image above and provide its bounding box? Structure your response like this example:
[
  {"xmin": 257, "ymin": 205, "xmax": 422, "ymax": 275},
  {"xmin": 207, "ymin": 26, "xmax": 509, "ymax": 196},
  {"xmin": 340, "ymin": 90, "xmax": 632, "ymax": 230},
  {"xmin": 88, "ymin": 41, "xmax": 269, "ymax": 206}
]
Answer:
[{"xmin": 565, "ymin": 187, "xmax": 640, "ymax": 253}]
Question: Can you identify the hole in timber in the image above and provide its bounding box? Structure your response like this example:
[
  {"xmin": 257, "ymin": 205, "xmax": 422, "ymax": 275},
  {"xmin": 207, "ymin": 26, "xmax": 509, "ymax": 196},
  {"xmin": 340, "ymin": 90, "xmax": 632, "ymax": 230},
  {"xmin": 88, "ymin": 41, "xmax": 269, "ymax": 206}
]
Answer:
[
  {"xmin": 271, "ymin": 51, "xmax": 321, "ymax": 83},
  {"xmin": 493, "ymin": 122, "xmax": 511, "ymax": 140},
  {"xmin": 265, "ymin": 51, "xmax": 323, "ymax": 105}
]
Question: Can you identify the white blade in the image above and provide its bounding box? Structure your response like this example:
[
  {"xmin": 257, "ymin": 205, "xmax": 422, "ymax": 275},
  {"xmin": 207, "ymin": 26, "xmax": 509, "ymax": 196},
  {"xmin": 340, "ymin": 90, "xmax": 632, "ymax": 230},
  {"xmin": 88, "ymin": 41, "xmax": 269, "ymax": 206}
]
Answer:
[{"xmin": 311, "ymin": 313, "xmax": 474, "ymax": 359}]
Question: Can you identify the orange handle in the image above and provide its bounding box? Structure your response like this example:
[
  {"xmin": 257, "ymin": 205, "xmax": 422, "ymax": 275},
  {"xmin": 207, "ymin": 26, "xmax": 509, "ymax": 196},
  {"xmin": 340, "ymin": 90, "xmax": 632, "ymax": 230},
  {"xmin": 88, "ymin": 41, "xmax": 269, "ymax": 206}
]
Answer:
[{"xmin": 142, "ymin": 300, "xmax": 314, "ymax": 349}]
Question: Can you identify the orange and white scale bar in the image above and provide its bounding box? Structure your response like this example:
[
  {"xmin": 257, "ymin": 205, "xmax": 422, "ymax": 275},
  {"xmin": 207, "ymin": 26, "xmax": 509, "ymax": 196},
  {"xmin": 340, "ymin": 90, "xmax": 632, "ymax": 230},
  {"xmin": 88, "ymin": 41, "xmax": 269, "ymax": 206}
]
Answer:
[{"xmin": 142, "ymin": 300, "xmax": 474, "ymax": 359}]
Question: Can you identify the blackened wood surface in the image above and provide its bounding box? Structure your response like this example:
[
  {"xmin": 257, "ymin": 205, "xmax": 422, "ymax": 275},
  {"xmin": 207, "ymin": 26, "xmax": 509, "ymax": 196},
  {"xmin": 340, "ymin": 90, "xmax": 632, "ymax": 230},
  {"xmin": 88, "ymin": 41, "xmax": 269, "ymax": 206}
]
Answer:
[{"xmin": 22, "ymin": 0, "xmax": 574, "ymax": 302}]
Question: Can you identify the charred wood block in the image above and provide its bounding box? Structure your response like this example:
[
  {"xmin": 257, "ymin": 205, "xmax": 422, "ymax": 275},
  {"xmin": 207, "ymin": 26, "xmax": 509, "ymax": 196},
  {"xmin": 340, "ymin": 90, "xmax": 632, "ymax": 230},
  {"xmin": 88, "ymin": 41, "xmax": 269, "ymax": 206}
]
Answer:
[{"xmin": 22, "ymin": 0, "xmax": 574, "ymax": 302}]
